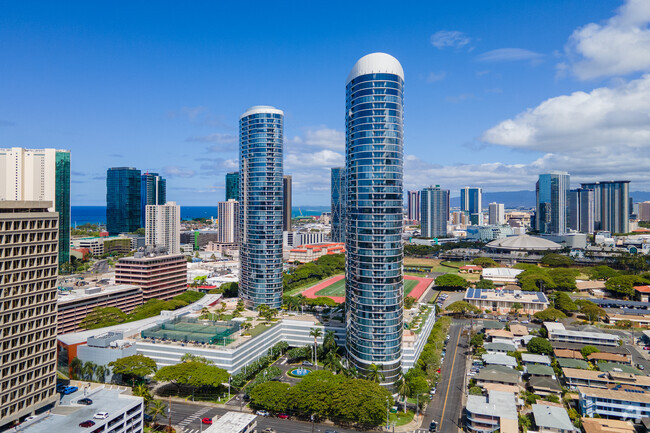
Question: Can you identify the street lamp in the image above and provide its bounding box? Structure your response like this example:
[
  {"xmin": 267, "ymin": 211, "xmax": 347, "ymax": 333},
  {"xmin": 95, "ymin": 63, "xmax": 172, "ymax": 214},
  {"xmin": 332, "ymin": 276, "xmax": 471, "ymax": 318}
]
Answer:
[{"xmin": 386, "ymin": 397, "xmax": 390, "ymax": 431}]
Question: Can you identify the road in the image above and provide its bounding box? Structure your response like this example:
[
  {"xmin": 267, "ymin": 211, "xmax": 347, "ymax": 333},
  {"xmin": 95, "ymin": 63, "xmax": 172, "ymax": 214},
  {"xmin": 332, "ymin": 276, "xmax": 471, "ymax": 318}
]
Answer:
[
  {"xmin": 168, "ymin": 401, "xmax": 360, "ymax": 433},
  {"xmin": 424, "ymin": 320, "xmax": 468, "ymax": 433}
]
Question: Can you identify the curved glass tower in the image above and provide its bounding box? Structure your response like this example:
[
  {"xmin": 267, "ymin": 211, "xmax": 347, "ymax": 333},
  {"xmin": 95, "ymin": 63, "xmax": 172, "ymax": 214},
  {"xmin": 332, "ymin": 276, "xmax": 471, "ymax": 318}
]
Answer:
[
  {"xmin": 239, "ymin": 106, "xmax": 284, "ymax": 309},
  {"xmin": 345, "ymin": 53, "xmax": 404, "ymax": 386}
]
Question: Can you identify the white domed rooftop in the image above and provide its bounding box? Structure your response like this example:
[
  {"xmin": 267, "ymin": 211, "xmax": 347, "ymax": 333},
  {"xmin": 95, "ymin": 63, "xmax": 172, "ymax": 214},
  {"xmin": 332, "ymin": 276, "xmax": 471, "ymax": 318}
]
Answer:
[
  {"xmin": 486, "ymin": 234, "xmax": 562, "ymax": 251},
  {"xmin": 347, "ymin": 52, "xmax": 404, "ymax": 84},
  {"xmin": 240, "ymin": 105, "xmax": 284, "ymax": 119}
]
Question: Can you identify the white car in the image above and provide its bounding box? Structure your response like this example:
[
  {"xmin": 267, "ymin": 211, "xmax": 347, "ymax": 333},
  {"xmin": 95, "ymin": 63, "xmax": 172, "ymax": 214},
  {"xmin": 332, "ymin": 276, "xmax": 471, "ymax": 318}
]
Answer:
[
  {"xmin": 256, "ymin": 410, "xmax": 270, "ymax": 417},
  {"xmin": 93, "ymin": 412, "xmax": 109, "ymax": 420}
]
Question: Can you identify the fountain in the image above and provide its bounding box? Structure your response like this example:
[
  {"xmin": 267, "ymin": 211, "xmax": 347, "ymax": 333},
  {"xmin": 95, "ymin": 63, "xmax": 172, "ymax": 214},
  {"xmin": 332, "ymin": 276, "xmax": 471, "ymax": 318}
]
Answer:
[{"xmin": 289, "ymin": 367, "xmax": 311, "ymax": 377}]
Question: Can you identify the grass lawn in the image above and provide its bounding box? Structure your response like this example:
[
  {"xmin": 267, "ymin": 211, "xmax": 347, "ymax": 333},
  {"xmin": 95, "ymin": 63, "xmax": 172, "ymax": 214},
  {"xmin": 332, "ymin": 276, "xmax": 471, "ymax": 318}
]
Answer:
[
  {"xmin": 404, "ymin": 257, "xmax": 441, "ymax": 267},
  {"xmin": 431, "ymin": 265, "xmax": 459, "ymax": 274},
  {"xmin": 405, "ymin": 271, "xmax": 429, "ymax": 277},
  {"xmin": 315, "ymin": 278, "xmax": 419, "ymax": 297},
  {"xmin": 247, "ymin": 322, "xmax": 277, "ymax": 338},
  {"xmin": 389, "ymin": 410, "xmax": 415, "ymax": 426},
  {"xmin": 284, "ymin": 276, "xmax": 333, "ymax": 296}
]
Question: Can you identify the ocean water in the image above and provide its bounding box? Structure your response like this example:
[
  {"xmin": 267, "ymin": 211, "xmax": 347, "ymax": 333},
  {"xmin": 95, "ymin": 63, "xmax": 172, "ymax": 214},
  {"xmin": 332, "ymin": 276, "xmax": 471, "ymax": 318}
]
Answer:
[{"xmin": 71, "ymin": 205, "xmax": 330, "ymax": 226}]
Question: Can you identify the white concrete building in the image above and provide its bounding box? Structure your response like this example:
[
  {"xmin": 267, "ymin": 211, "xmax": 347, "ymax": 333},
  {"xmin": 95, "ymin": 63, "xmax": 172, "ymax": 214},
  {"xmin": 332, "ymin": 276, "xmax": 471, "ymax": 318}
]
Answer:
[
  {"xmin": 145, "ymin": 201, "xmax": 180, "ymax": 254},
  {"xmin": 218, "ymin": 199, "xmax": 240, "ymax": 243},
  {"xmin": 204, "ymin": 412, "xmax": 256, "ymax": 433},
  {"xmin": 488, "ymin": 202, "xmax": 505, "ymax": 225},
  {"xmin": 465, "ymin": 288, "xmax": 549, "ymax": 314}
]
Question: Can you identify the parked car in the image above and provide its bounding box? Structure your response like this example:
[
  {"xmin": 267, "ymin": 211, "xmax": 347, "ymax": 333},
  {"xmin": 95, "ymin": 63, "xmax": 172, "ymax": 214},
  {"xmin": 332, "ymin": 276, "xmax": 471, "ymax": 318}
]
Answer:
[
  {"xmin": 436, "ymin": 368, "xmax": 441, "ymax": 374},
  {"xmin": 302, "ymin": 361, "xmax": 314, "ymax": 366},
  {"xmin": 143, "ymin": 414, "xmax": 153, "ymax": 423},
  {"xmin": 79, "ymin": 420, "xmax": 95, "ymax": 428},
  {"xmin": 521, "ymin": 320, "xmax": 529, "ymax": 324},
  {"xmin": 201, "ymin": 417, "xmax": 212, "ymax": 425},
  {"xmin": 62, "ymin": 386, "xmax": 78, "ymax": 395},
  {"xmin": 243, "ymin": 394, "xmax": 251, "ymax": 402},
  {"xmin": 277, "ymin": 413, "xmax": 289, "ymax": 419},
  {"xmin": 262, "ymin": 429, "xmax": 276, "ymax": 433},
  {"xmin": 429, "ymin": 420, "xmax": 438, "ymax": 432},
  {"xmin": 77, "ymin": 398, "xmax": 93, "ymax": 405},
  {"xmin": 639, "ymin": 365, "xmax": 645, "ymax": 370},
  {"xmin": 93, "ymin": 412, "xmax": 109, "ymax": 420},
  {"xmin": 256, "ymin": 410, "xmax": 270, "ymax": 417},
  {"xmin": 430, "ymin": 388, "xmax": 436, "ymax": 395}
]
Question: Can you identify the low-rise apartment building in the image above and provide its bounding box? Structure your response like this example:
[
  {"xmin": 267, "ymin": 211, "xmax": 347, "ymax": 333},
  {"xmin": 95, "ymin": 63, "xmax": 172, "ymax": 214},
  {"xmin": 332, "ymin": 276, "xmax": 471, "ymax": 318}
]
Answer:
[
  {"xmin": 545, "ymin": 323, "xmax": 620, "ymax": 347},
  {"xmin": 57, "ymin": 285, "xmax": 142, "ymax": 334},
  {"xmin": 466, "ymin": 390, "xmax": 518, "ymax": 433},
  {"xmin": 532, "ymin": 403, "xmax": 577, "ymax": 432},
  {"xmin": 287, "ymin": 242, "xmax": 345, "ymax": 263},
  {"xmin": 563, "ymin": 368, "xmax": 650, "ymax": 391},
  {"xmin": 578, "ymin": 386, "xmax": 650, "ymax": 421},
  {"xmin": 465, "ymin": 288, "xmax": 548, "ymax": 314}
]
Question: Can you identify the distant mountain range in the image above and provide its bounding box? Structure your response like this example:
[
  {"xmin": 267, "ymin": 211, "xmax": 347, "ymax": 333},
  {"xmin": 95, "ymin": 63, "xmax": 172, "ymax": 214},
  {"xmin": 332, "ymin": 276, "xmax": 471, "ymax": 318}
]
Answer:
[{"xmin": 449, "ymin": 190, "xmax": 650, "ymax": 209}]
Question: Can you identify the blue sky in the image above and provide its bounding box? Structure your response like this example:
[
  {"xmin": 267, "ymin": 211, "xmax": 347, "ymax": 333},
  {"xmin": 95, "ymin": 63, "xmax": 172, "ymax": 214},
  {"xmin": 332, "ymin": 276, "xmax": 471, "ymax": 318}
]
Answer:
[{"xmin": 2, "ymin": 0, "xmax": 650, "ymax": 205}]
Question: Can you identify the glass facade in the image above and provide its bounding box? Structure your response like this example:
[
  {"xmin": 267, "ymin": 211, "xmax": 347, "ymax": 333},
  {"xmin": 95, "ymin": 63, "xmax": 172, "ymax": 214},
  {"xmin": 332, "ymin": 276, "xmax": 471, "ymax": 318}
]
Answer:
[
  {"xmin": 106, "ymin": 167, "xmax": 142, "ymax": 235},
  {"xmin": 581, "ymin": 181, "xmax": 630, "ymax": 234},
  {"xmin": 330, "ymin": 167, "xmax": 346, "ymax": 243},
  {"xmin": 461, "ymin": 187, "xmax": 482, "ymax": 225},
  {"xmin": 536, "ymin": 172, "xmax": 570, "ymax": 234},
  {"xmin": 141, "ymin": 172, "xmax": 167, "ymax": 227},
  {"xmin": 225, "ymin": 172, "xmax": 240, "ymax": 201},
  {"xmin": 345, "ymin": 55, "xmax": 404, "ymax": 386},
  {"xmin": 55, "ymin": 151, "xmax": 70, "ymax": 264},
  {"xmin": 239, "ymin": 106, "xmax": 284, "ymax": 309},
  {"xmin": 421, "ymin": 186, "xmax": 449, "ymax": 238}
]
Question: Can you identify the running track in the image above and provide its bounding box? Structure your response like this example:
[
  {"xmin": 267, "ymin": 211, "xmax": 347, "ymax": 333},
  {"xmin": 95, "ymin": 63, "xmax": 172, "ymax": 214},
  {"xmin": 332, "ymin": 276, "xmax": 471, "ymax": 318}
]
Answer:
[{"xmin": 301, "ymin": 275, "xmax": 433, "ymax": 303}]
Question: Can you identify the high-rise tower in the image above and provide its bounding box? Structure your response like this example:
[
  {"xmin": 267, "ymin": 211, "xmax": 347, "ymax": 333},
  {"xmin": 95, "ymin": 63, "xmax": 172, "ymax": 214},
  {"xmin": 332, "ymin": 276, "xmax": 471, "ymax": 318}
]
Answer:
[
  {"xmin": 581, "ymin": 181, "xmax": 630, "ymax": 234},
  {"xmin": 283, "ymin": 175, "xmax": 292, "ymax": 232},
  {"xmin": 141, "ymin": 172, "xmax": 166, "ymax": 228},
  {"xmin": 330, "ymin": 167, "xmax": 346, "ymax": 243},
  {"xmin": 239, "ymin": 106, "xmax": 284, "ymax": 309},
  {"xmin": 107, "ymin": 167, "xmax": 141, "ymax": 235},
  {"xmin": 225, "ymin": 172, "xmax": 240, "ymax": 201},
  {"xmin": 407, "ymin": 190, "xmax": 421, "ymax": 223},
  {"xmin": 145, "ymin": 202, "xmax": 180, "ymax": 254},
  {"xmin": 421, "ymin": 186, "xmax": 449, "ymax": 238},
  {"xmin": 460, "ymin": 187, "xmax": 482, "ymax": 225},
  {"xmin": 536, "ymin": 172, "xmax": 570, "ymax": 234},
  {"xmin": 345, "ymin": 53, "xmax": 404, "ymax": 386},
  {"xmin": 0, "ymin": 147, "xmax": 70, "ymax": 265}
]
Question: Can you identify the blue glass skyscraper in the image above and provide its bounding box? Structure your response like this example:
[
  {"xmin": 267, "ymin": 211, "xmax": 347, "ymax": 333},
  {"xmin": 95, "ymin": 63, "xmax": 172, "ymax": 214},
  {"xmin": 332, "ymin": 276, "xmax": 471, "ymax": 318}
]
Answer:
[
  {"xmin": 141, "ymin": 172, "xmax": 166, "ymax": 228},
  {"xmin": 107, "ymin": 167, "xmax": 141, "ymax": 235},
  {"xmin": 225, "ymin": 172, "xmax": 240, "ymax": 201},
  {"xmin": 536, "ymin": 172, "xmax": 570, "ymax": 234},
  {"xmin": 460, "ymin": 187, "xmax": 482, "ymax": 225},
  {"xmin": 345, "ymin": 53, "xmax": 404, "ymax": 386},
  {"xmin": 239, "ymin": 106, "xmax": 284, "ymax": 309},
  {"xmin": 330, "ymin": 167, "xmax": 346, "ymax": 243},
  {"xmin": 421, "ymin": 186, "xmax": 450, "ymax": 238}
]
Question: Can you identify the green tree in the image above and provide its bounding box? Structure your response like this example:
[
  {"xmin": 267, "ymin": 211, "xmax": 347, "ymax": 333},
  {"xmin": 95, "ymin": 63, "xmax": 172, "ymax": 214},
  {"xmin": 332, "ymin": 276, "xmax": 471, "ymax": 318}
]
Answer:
[
  {"xmin": 108, "ymin": 354, "xmax": 157, "ymax": 385},
  {"xmin": 309, "ymin": 328, "xmax": 322, "ymax": 365},
  {"xmin": 551, "ymin": 292, "xmax": 577, "ymax": 313},
  {"xmin": 323, "ymin": 330, "xmax": 337, "ymax": 355},
  {"xmin": 549, "ymin": 268, "xmax": 579, "ymax": 291},
  {"xmin": 82, "ymin": 361, "xmax": 97, "ymax": 381},
  {"xmin": 69, "ymin": 357, "xmax": 83, "ymax": 380},
  {"xmin": 543, "ymin": 394, "xmax": 560, "ymax": 403},
  {"xmin": 589, "ymin": 265, "xmax": 619, "ymax": 280},
  {"xmin": 519, "ymin": 413, "xmax": 532, "ymax": 432},
  {"xmin": 533, "ymin": 307, "xmax": 567, "ymax": 322},
  {"xmin": 396, "ymin": 376, "xmax": 411, "ymax": 413},
  {"xmin": 581, "ymin": 304, "xmax": 606, "ymax": 323},
  {"xmin": 330, "ymin": 378, "xmax": 393, "ymax": 426},
  {"xmin": 154, "ymin": 361, "xmax": 229, "ymax": 390},
  {"xmin": 79, "ymin": 307, "xmax": 128, "ymax": 329},
  {"xmin": 446, "ymin": 301, "xmax": 480, "ymax": 316},
  {"xmin": 180, "ymin": 353, "xmax": 213, "ymax": 364},
  {"xmin": 472, "ymin": 257, "xmax": 498, "ymax": 268},
  {"xmin": 148, "ymin": 399, "xmax": 166, "ymax": 425},
  {"xmin": 475, "ymin": 279, "xmax": 495, "ymax": 290},
  {"xmin": 519, "ymin": 272, "xmax": 556, "ymax": 292},
  {"xmin": 527, "ymin": 337, "xmax": 553, "ymax": 355},
  {"xmin": 133, "ymin": 384, "xmax": 153, "ymax": 411},
  {"xmin": 407, "ymin": 376, "xmax": 429, "ymax": 397},
  {"xmin": 322, "ymin": 351, "xmax": 343, "ymax": 373},
  {"xmin": 365, "ymin": 363, "xmax": 385, "ymax": 383},
  {"xmin": 435, "ymin": 274, "xmax": 470, "ymax": 290},
  {"xmin": 581, "ymin": 346, "xmax": 599, "ymax": 358},
  {"xmin": 540, "ymin": 253, "xmax": 574, "ymax": 267},
  {"xmin": 250, "ymin": 381, "xmax": 290, "ymax": 412},
  {"xmin": 605, "ymin": 275, "xmax": 640, "ymax": 298},
  {"xmin": 511, "ymin": 302, "xmax": 523, "ymax": 315},
  {"xmin": 404, "ymin": 296, "xmax": 417, "ymax": 309},
  {"xmin": 95, "ymin": 365, "xmax": 107, "ymax": 383},
  {"xmin": 470, "ymin": 333, "xmax": 484, "ymax": 349},
  {"xmin": 469, "ymin": 386, "xmax": 483, "ymax": 395}
]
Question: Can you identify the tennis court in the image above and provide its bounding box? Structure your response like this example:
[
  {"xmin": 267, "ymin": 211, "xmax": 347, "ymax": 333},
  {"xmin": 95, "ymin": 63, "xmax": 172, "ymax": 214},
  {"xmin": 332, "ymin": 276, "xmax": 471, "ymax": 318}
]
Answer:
[{"xmin": 141, "ymin": 317, "xmax": 239, "ymax": 345}]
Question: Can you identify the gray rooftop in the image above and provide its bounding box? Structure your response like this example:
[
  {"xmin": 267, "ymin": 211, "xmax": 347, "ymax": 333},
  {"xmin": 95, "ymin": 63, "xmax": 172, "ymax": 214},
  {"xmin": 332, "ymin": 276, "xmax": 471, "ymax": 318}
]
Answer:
[
  {"xmin": 482, "ymin": 353, "xmax": 518, "ymax": 368},
  {"xmin": 528, "ymin": 376, "xmax": 561, "ymax": 392},
  {"xmin": 521, "ymin": 353, "xmax": 551, "ymax": 365},
  {"xmin": 557, "ymin": 358, "xmax": 589, "ymax": 369},
  {"xmin": 527, "ymin": 364, "xmax": 555, "ymax": 376},
  {"xmin": 484, "ymin": 342, "xmax": 517, "ymax": 352},
  {"xmin": 532, "ymin": 404, "xmax": 576, "ymax": 431},
  {"xmin": 204, "ymin": 411, "xmax": 256, "ymax": 433},
  {"xmin": 466, "ymin": 390, "xmax": 518, "ymax": 420},
  {"xmin": 475, "ymin": 366, "xmax": 521, "ymax": 385},
  {"xmin": 19, "ymin": 388, "xmax": 142, "ymax": 433}
]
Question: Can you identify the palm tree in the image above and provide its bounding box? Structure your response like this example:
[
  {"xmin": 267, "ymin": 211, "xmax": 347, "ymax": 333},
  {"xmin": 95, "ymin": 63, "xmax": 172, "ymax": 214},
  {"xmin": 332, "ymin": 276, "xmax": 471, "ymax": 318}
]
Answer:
[
  {"xmin": 70, "ymin": 357, "xmax": 83, "ymax": 380},
  {"xmin": 148, "ymin": 399, "xmax": 166, "ymax": 425},
  {"xmin": 309, "ymin": 328, "xmax": 322, "ymax": 365},
  {"xmin": 82, "ymin": 361, "xmax": 97, "ymax": 381},
  {"xmin": 396, "ymin": 376, "xmax": 411, "ymax": 413},
  {"xmin": 241, "ymin": 322, "xmax": 252, "ymax": 335},
  {"xmin": 343, "ymin": 365, "xmax": 359, "ymax": 379},
  {"xmin": 95, "ymin": 365, "xmax": 106, "ymax": 383},
  {"xmin": 365, "ymin": 363, "xmax": 385, "ymax": 383},
  {"xmin": 322, "ymin": 351, "xmax": 342, "ymax": 373},
  {"xmin": 133, "ymin": 384, "xmax": 153, "ymax": 411},
  {"xmin": 323, "ymin": 330, "xmax": 337, "ymax": 355}
]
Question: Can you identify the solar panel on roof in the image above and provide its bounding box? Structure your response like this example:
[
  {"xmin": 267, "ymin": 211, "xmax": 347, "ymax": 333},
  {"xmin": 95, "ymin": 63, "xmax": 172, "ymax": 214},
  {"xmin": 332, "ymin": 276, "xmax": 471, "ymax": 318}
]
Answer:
[
  {"xmin": 537, "ymin": 293, "xmax": 546, "ymax": 302},
  {"xmin": 481, "ymin": 296, "xmax": 487, "ymax": 299},
  {"xmin": 467, "ymin": 288, "xmax": 474, "ymax": 299}
]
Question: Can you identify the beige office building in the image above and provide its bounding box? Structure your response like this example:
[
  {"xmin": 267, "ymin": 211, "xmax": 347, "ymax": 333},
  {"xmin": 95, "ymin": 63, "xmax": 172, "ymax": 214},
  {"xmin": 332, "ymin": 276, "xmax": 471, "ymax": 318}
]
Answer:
[
  {"xmin": 0, "ymin": 201, "xmax": 59, "ymax": 427},
  {"xmin": 218, "ymin": 199, "xmax": 240, "ymax": 244}
]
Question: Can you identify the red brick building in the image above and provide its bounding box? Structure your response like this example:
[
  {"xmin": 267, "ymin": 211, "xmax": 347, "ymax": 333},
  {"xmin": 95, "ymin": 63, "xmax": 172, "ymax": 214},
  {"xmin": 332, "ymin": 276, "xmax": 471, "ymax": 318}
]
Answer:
[{"xmin": 115, "ymin": 253, "xmax": 187, "ymax": 301}]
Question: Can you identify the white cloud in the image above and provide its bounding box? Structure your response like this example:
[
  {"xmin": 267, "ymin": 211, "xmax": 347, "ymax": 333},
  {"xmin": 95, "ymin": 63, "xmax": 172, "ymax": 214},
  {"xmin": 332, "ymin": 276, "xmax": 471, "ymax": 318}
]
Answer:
[
  {"xmin": 291, "ymin": 126, "xmax": 344, "ymax": 151},
  {"xmin": 426, "ymin": 72, "xmax": 446, "ymax": 83},
  {"xmin": 185, "ymin": 133, "xmax": 237, "ymax": 144},
  {"xmin": 476, "ymin": 48, "xmax": 543, "ymax": 62},
  {"xmin": 563, "ymin": 0, "xmax": 650, "ymax": 79},
  {"xmin": 430, "ymin": 30, "xmax": 471, "ymax": 49},
  {"xmin": 162, "ymin": 165, "xmax": 196, "ymax": 178}
]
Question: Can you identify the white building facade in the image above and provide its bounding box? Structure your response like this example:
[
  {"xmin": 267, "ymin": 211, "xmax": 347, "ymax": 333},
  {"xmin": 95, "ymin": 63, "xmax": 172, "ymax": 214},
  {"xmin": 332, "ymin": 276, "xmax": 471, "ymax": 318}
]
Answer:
[
  {"xmin": 488, "ymin": 202, "xmax": 505, "ymax": 225},
  {"xmin": 145, "ymin": 201, "xmax": 180, "ymax": 254}
]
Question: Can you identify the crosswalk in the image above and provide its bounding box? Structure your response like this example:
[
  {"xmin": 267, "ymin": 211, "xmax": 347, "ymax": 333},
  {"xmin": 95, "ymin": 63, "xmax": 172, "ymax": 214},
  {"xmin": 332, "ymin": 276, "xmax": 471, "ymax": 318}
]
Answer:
[{"xmin": 177, "ymin": 406, "xmax": 211, "ymax": 431}]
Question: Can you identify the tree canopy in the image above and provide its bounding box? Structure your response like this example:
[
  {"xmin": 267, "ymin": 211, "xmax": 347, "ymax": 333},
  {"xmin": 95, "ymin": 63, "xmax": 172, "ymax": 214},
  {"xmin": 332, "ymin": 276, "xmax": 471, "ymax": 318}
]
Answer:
[
  {"xmin": 533, "ymin": 308, "xmax": 567, "ymax": 322},
  {"xmin": 472, "ymin": 257, "xmax": 498, "ymax": 268},
  {"xmin": 588, "ymin": 266, "xmax": 619, "ymax": 281},
  {"xmin": 154, "ymin": 361, "xmax": 229, "ymax": 389},
  {"xmin": 580, "ymin": 304, "xmax": 606, "ymax": 323},
  {"xmin": 581, "ymin": 346, "xmax": 599, "ymax": 358},
  {"xmin": 605, "ymin": 275, "xmax": 649, "ymax": 298},
  {"xmin": 475, "ymin": 279, "xmax": 495, "ymax": 290},
  {"xmin": 548, "ymin": 268, "xmax": 579, "ymax": 291},
  {"xmin": 435, "ymin": 274, "xmax": 469, "ymax": 290},
  {"xmin": 540, "ymin": 253, "xmax": 574, "ymax": 267},
  {"xmin": 527, "ymin": 337, "xmax": 553, "ymax": 355},
  {"xmin": 108, "ymin": 354, "xmax": 157, "ymax": 384},
  {"xmin": 446, "ymin": 301, "xmax": 480, "ymax": 316},
  {"xmin": 79, "ymin": 307, "xmax": 128, "ymax": 329},
  {"xmin": 551, "ymin": 292, "xmax": 577, "ymax": 314}
]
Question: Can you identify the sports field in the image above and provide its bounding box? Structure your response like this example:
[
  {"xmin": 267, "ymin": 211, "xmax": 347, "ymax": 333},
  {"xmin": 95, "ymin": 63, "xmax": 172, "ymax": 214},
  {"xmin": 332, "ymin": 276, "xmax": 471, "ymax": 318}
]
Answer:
[{"xmin": 313, "ymin": 277, "xmax": 422, "ymax": 297}]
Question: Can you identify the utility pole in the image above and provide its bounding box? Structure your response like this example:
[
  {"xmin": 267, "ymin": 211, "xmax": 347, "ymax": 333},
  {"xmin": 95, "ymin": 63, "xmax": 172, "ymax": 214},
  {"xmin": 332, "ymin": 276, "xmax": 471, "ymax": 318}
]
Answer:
[
  {"xmin": 385, "ymin": 397, "xmax": 389, "ymax": 431},
  {"xmin": 167, "ymin": 396, "xmax": 171, "ymax": 433}
]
